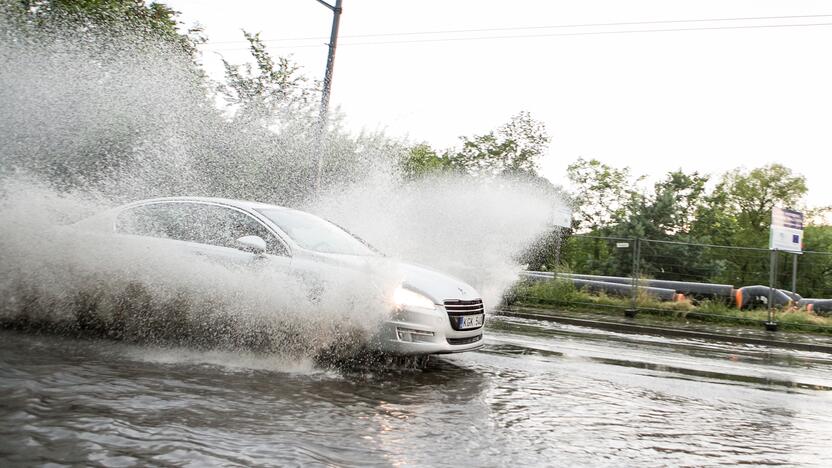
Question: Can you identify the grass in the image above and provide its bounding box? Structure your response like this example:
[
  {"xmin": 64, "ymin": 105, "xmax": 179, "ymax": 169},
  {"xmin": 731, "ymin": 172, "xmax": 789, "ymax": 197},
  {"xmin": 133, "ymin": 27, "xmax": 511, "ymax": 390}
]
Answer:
[{"xmin": 509, "ymin": 279, "xmax": 832, "ymax": 335}]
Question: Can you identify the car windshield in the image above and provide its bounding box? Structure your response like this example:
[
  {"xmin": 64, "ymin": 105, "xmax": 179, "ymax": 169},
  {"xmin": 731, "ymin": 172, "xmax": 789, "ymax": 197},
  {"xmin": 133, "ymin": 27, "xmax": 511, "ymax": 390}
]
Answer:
[{"xmin": 257, "ymin": 208, "xmax": 377, "ymax": 256}]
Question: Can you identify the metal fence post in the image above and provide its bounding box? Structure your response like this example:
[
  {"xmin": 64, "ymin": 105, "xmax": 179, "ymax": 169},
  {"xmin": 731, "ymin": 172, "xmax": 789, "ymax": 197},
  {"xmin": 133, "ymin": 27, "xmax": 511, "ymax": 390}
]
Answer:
[
  {"xmin": 791, "ymin": 253, "xmax": 798, "ymax": 295},
  {"xmin": 553, "ymin": 229, "xmax": 563, "ymax": 275},
  {"xmin": 626, "ymin": 237, "xmax": 640, "ymax": 318},
  {"xmin": 766, "ymin": 249, "xmax": 779, "ymax": 331}
]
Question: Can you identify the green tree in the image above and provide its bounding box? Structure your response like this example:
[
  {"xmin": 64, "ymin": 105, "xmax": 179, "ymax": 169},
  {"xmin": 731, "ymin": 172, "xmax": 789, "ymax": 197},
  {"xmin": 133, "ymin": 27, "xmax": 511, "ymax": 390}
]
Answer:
[
  {"xmin": 604, "ymin": 170, "xmax": 712, "ymax": 281},
  {"xmin": 728, "ymin": 164, "xmax": 806, "ymax": 238},
  {"xmin": 400, "ymin": 112, "xmax": 550, "ymax": 181},
  {"xmin": 447, "ymin": 111, "xmax": 549, "ymax": 177},
  {"xmin": 0, "ymin": 0, "xmax": 212, "ymax": 190},
  {"xmin": 219, "ymin": 30, "xmax": 316, "ymax": 125},
  {"xmin": 693, "ymin": 164, "xmax": 807, "ymax": 247},
  {"xmin": 611, "ymin": 170, "xmax": 709, "ymax": 238},
  {"xmin": 652, "ymin": 170, "xmax": 710, "ymax": 235},
  {"xmin": 557, "ymin": 159, "xmax": 636, "ymax": 276},
  {"xmin": 204, "ymin": 30, "xmax": 404, "ymax": 204},
  {"xmin": 689, "ymin": 164, "xmax": 808, "ymax": 286},
  {"xmin": 3, "ymin": 0, "xmax": 202, "ymax": 55},
  {"xmin": 799, "ymin": 225, "xmax": 832, "ymax": 298},
  {"xmin": 566, "ymin": 157, "xmax": 635, "ymax": 232},
  {"xmin": 400, "ymin": 144, "xmax": 454, "ymax": 179}
]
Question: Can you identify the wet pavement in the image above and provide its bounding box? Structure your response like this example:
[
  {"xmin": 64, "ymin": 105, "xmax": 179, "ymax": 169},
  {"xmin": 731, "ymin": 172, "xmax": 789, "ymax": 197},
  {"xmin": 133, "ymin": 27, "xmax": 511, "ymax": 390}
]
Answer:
[
  {"xmin": 501, "ymin": 304, "xmax": 832, "ymax": 351},
  {"xmin": 2, "ymin": 315, "xmax": 832, "ymax": 467}
]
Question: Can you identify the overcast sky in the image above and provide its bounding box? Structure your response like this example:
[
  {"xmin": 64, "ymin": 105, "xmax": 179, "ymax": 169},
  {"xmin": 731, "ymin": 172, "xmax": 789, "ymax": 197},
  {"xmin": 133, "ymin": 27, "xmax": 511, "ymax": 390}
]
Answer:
[{"xmin": 165, "ymin": 0, "xmax": 832, "ymax": 209}]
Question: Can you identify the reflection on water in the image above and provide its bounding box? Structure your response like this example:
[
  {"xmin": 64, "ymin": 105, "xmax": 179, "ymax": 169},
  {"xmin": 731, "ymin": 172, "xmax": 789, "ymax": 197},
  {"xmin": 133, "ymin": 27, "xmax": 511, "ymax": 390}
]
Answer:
[{"xmin": 2, "ymin": 320, "xmax": 832, "ymax": 466}]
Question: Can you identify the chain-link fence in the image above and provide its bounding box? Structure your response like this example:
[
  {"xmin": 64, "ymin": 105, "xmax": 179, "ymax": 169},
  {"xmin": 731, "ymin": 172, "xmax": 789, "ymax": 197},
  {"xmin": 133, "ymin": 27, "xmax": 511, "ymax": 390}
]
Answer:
[{"xmin": 515, "ymin": 234, "xmax": 832, "ymax": 334}]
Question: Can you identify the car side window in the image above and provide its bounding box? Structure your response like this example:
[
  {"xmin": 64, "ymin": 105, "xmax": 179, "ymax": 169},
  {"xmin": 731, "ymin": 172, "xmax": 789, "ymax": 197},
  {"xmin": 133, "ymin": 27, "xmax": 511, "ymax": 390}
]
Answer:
[
  {"xmin": 116, "ymin": 203, "xmax": 289, "ymax": 256},
  {"xmin": 196, "ymin": 204, "xmax": 288, "ymax": 256},
  {"xmin": 116, "ymin": 204, "xmax": 181, "ymax": 239}
]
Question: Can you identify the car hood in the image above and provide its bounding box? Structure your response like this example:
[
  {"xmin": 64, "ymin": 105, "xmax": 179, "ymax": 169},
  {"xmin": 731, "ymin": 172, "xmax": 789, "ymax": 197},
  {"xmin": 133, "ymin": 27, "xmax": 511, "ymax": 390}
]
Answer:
[
  {"xmin": 297, "ymin": 252, "xmax": 480, "ymax": 305},
  {"xmin": 397, "ymin": 262, "xmax": 480, "ymax": 305}
]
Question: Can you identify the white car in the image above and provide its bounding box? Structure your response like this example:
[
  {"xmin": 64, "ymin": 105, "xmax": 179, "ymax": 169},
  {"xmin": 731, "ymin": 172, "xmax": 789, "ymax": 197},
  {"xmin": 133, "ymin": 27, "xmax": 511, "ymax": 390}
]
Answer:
[{"xmin": 76, "ymin": 197, "xmax": 485, "ymax": 355}]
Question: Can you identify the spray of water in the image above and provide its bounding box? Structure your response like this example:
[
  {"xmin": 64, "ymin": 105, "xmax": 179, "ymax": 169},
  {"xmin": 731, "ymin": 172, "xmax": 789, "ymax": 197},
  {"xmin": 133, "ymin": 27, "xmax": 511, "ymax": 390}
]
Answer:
[
  {"xmin": 312, "ymin": 175, "xmax": 560, "ymax": 308},
  {"xmin": 0, "ymin": 14, "xmax": 561, "ymax": 363},
  {"xmin": 0, "ymin": 180, "xmax": 395, "ymax": 360}
]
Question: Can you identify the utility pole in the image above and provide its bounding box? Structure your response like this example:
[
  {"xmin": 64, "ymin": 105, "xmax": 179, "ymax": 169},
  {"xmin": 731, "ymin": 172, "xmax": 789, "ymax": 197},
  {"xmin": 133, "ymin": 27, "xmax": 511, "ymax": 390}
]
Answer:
[{"xmin": 314, "ymin": 0, "xmax": 343, "ymax": 190}]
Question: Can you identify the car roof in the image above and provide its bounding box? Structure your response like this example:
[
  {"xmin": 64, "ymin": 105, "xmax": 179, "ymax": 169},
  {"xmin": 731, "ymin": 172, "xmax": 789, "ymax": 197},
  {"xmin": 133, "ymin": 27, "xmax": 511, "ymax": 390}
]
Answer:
[{"xmin": 125, "ymin": 196, "xmax": 291, "ymax": 212}]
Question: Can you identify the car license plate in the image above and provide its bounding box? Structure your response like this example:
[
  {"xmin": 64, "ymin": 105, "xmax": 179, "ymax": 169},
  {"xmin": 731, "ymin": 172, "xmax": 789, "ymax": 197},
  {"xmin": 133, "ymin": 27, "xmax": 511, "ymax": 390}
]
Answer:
[{"xmin": 458, "ymin": 314, "xmax": 484, "ymax": 330}]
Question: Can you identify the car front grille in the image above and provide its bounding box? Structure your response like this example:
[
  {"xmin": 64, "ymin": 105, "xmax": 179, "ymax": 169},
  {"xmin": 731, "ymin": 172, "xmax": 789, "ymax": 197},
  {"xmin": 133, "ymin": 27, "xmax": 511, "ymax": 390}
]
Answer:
[
  {"xmin": 447, "ymin": 334, "xmax": 483, "ymax": 346},
  {"xmin": 444, "ymin": 299, "xmax": 484, "ymax": 331}
]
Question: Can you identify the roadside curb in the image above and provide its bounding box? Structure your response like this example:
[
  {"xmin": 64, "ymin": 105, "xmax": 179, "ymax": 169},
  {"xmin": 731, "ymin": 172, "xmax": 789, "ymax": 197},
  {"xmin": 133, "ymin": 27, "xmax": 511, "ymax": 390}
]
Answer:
[{"xmin": 496, "ymin": 308, "xmax": 832, "ymax": 355}]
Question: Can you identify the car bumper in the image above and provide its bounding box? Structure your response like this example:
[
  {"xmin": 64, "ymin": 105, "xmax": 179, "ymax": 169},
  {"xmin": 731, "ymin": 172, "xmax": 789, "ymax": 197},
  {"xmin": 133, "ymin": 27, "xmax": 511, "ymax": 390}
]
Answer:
[{"xmin": 374, "ymin": 305, "xmax": 485, "ymax": 355}]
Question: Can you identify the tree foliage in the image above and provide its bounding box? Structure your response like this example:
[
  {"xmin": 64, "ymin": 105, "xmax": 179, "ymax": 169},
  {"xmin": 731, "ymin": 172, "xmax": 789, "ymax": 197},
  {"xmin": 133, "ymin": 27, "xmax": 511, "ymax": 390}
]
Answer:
[
  {"xmin": 799, "ymin": 225, "xmax": 832, "ymax": 297},
  {"xmin": 555, "ymin": 159, "xmax": 823, "ymax": 293},
  {"xmin": 449, "ymin": 111, "xmax": 549, "ymax": 177},
  {"xmin": 697, "ymin": 164, "xmax": 807, "ymax": 247},
  {"xmin": 1, "ymin": 0, "xmax": 406, "ymax": 205},
  {"xmin": 566, "ymin": 158, "xmax": 636, "ymax": 232},
  {"xmin": 219, "ymin": 31, "xmax": 316, "ymax": 125},
  {"xmin": 400, "ymin": 144, "xmax": 453, "ymax": 180},
  {"xmin": 402, "ymin": 112, "xmax": 550, "ymax": 181},
  {"xmin": 3, "ymin": 0, "xmax": 202, "ymax": 54}
]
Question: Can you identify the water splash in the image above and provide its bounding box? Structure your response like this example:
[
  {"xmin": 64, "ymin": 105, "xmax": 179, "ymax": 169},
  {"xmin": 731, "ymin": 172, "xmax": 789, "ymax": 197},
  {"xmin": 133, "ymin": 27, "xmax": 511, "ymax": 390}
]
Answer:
[
  {"xmin": 0, "ymin": 181, "xmax": 394, "ymax": 359},
  {"xmin": 0, "ymin": 15, "xmax": 562, "ymax": 361},
  {"xmin": 312, "ymin": 174, "xmax": 561, "ymax": 308}
]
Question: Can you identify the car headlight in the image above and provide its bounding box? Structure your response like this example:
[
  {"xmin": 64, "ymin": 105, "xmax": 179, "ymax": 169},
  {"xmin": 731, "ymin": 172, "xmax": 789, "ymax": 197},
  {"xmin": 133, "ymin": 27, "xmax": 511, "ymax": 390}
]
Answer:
[{"xmin": 392, "ymin": 286, "xmax": 436, "ymax": 311}]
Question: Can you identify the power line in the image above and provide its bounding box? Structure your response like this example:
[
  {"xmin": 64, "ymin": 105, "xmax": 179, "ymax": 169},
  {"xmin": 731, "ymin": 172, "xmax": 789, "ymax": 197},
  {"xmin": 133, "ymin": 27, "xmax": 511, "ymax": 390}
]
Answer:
[
  {"xmin": 203, "ymin": 13, "xmax": 832, "ymax": 46},
  {"xmin": 334, "ymin": 21, "xmax": 832, "ymax": 46},
  {"xmin": 203, "ymin": 20, "xmax": 832, "ymax": 51}
]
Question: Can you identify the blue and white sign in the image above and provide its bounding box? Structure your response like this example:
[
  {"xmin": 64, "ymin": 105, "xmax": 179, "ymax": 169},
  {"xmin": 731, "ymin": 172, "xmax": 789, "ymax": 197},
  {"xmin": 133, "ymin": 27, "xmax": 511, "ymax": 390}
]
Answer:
[
  {"xmin": 770, "ymin": 207, "xmax": 804, "ymax": 253},
  {"xmin": 552, "ymin": 205, "xmax": 573, "ymax": 228}
]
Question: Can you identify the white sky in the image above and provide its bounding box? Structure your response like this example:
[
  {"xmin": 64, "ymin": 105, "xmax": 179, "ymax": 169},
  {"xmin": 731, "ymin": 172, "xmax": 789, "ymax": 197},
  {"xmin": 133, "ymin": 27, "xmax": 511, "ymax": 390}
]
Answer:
[{"xmin": 165, "ymin": 0, "xmax": 832, "ymax": 208}]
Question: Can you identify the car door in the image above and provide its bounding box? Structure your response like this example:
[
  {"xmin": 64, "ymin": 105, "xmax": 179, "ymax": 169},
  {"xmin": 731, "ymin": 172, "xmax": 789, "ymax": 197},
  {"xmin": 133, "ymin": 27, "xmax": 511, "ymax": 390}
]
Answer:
[{"xmin": 115, "ymin": 201, "xmax": 292, "ymax": 271}]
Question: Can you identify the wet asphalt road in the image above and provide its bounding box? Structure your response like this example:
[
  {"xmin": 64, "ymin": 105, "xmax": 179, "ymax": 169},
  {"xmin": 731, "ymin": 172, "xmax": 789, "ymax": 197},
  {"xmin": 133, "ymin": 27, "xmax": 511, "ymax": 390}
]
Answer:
[{"xmin": 2, "ymin": 314, "xmax": 832, "ymax": 467}]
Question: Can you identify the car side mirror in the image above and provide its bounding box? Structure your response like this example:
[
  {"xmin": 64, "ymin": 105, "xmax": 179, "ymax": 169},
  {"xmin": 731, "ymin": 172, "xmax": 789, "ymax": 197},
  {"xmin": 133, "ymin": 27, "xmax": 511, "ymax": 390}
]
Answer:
[{"xmin": 236, "ymin": 235, "xmax": 267, "ymax": 255}]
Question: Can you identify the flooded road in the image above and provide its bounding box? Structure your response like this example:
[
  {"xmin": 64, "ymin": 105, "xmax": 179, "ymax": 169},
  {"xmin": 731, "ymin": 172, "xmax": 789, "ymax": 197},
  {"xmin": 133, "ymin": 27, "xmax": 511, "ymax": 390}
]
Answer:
[{"xmin": 2, "ymin": 316, "xmax": 832, "ymax": 467}]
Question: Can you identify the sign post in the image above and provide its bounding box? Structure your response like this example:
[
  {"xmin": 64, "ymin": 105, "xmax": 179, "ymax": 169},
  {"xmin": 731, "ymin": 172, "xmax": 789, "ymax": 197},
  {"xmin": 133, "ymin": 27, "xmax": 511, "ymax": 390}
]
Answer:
[{"xmin": 767, "ymin": 207, "xmax": 804, "ymax": 331}]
